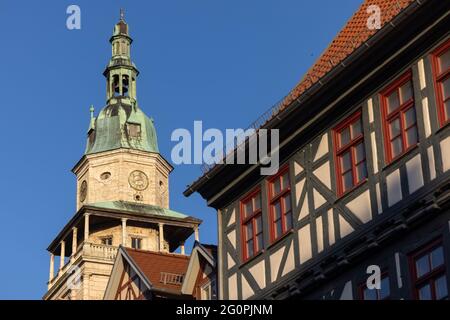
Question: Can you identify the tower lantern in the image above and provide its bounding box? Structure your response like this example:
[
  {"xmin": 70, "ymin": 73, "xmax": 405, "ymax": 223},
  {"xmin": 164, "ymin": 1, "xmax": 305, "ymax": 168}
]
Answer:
[{"xmin": 104, "ymin": 9, "xmax": 138, "ymax": 103}]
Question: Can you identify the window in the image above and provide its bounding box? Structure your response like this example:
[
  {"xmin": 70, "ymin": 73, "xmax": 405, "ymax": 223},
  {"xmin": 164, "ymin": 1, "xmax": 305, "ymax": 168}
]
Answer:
[
  {"xmin": 113, "ymin": 75, "xmax": 120, "ymax": 97},
  {"xmin": 127, "ymin": 123, "xmax": 141, "ymax": 138},
  {"xmin": 101, "ymin": 237, "xmax": 113, "ymax": 246},
  {"xmin": 201, "ymin": 279, "xmax": 217, "ymax": 300},
  {"xmin": 241, "ymin": 189, "xmax": 263, "ymax": 261},
  {"xmin": 410, "ymin": 240, "xmax": 448, "ymax": 300},
  {"xmin": 122, "ymin": 75, "xmax": 130, "ymax": 97},
  {"xmin": 131, "ymin": 237, "xmax": 142, "ymax": 250},
  {"xmin": 333, "ymin": 111, "xmax": 367, "ymax": 196},
  {"xmin": 100, "ymin": 172, "xmax": 111, "ymax": 180},
  {"xmin": 431, "ymin": 39, "xmax": 450, "ymax": 126},
  {"xmin": 381, "ymin": 71, "xmax": 418, "ymax": 163},
  {"xmin": 359, "ymin": 274, "xmax": 390, "ymax": 300},
  {"xmin": 268, "ymin": 166, "xmax": 292, "ymax": 242}
]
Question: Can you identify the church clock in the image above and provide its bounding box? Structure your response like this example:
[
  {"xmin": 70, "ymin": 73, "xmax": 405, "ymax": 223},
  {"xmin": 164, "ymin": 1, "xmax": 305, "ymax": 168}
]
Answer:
[{"xmin": 129, "ymin": 170, "xmax": 149, "ymax": 191}]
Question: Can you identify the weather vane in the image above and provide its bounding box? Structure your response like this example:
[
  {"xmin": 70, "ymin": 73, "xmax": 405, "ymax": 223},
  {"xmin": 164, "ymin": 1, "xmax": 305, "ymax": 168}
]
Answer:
[{"xmin": 120, "ymin": 8, "xmax": 125, "ymax": 21}]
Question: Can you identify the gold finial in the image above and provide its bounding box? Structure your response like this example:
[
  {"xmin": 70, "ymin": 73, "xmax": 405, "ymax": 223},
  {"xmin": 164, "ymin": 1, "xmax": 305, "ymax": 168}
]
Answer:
[{"xmin": 120, "ymin": 8, "xmax": 125, "ymax": 21}]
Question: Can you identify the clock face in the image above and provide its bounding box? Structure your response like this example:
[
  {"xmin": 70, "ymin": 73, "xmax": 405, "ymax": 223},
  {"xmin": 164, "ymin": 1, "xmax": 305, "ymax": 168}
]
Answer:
[
  {"xmin": 128, "ymin": 170, "xmax": 149, "ymax": 191},
  {"xmin": 80, "ymin": 180, "xmax": 87, "ymax": 202}
]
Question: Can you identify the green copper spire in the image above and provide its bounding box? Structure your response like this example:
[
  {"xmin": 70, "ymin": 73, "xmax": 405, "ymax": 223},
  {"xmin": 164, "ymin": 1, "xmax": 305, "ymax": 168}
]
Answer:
[{"xmin": 84, "ymin": 12, "xmax": 159, "ymax": 155}]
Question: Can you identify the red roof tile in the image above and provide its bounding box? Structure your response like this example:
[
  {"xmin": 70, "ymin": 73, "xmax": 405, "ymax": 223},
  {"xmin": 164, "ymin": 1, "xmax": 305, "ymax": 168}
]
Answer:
[
  {"xmin": 282, "ymin": 0, "xmax": 415, "ymax": 107},
  {"xmin": 125, "ymin": 248, "xmax": 190, "ymax": 294}
]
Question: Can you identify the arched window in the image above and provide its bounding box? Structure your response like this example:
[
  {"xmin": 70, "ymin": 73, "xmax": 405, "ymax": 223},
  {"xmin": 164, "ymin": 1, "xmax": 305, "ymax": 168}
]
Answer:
[
  {"xmin": 122, "ymin": 75, "xmax": 129, "ymax": 97},
  {"xmin": 121, "ymin": 41, "xmax": 127, "ymax": 55},
  {"xmin": 113, "ymin": 75, "xmax": 120, "ymax": 96}
]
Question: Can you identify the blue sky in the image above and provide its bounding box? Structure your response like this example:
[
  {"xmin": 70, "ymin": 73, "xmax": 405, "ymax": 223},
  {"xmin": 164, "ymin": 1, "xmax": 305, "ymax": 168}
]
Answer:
[{"xmin": 0, "ymin": 0, "xmax": 362, "ymax": 299}]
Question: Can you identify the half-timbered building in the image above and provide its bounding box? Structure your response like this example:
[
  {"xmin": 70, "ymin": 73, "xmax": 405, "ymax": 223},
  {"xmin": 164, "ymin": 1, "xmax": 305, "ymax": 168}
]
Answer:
[
  {"xmin": 103, "ymin": 242, "xmax": 217, "ymax": 300},
  {"xmin": 181, "ymin": 242, "xmax": 218, "ymax": 300},
  {"xmin": 184, "ymin": 0, "xmax": 450, "ymax": 300}
]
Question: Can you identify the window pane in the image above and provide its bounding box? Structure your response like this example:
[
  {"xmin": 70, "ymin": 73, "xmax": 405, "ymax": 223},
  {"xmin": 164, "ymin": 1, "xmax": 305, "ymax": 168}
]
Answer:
[
  {"xmin": 389, "ymin": 118, "xmax": 401, "ymax": 137},
  {"xmin": 340, "ymin": 127, "xmax": 351, "ymax": 147},
  {"xmin": 246, "ymin": 223, "xmax": 253, "ymax": 240},
  {"xmin": 102, "ymin": 238, "xmax": 112, "ymax": 246},
  {"xmin": 256, "ymin": 233, "xmax": 264, "ymax": 252},
  {"xmin": 363, "ymin": 288, "xmax": 377, "ymax": 300},
  {"xmin": 431, "ymin": 246, "xmax": 444, "ymax": 270},
  {"xmin": 438, "ymin": 49, "xmax": 450, "ymax": 73},
  {"xmin": 416, "ymin": 255, "xmax": 430, "ymax": 278},
  {"xmin": 254, "ymin": 193, "xmax": 261, "ymax": 211},
  {"xmin": 340, "ymin": 151, "xmax": 351, "ymax": 172},
  {"xmin": 388, "ymin": 90, "xmax": 400, "ymax": 113},
  {"xmin": 246, "ymin": 239, "xmax": 254, "ymax": 257},
  {"xmin": 355, "ymin": 143, "xmax": 365, "ymax": 163},
  {"xmin": 282, "ymin": 172, "xmax": 290, "ymax": 190},
  {"xmin": 418, "ymin": 284, "xmax": 432, "ymax": 300},
  {"xmin": 442, "ymin": 77, "xmax": 450, "ymax": 100},
  {"xmin": 356, "ymin": 162, "xmax": 367, "ymax": 182},
  {"xmin": 406, "ymin": 126, "xmax": 418, "ymax": 147},
  {"xmin": 273, "ymin": 202, "xmax": 281, "ymax": 220},
  {"xmin": 131, "ymin": 238, "xmax": 141, "ymax": 249},
  {"xmin": 404, "ymin": 108, "xmax": 416, "ymax": 128},
  {"xmin": 284, "ymin": 211, "xmax": 293, "ymax": 231},
  {"xmin": 272, "ymin": 179, "xmax": 281, "ymax": 195},
  {"xmin": 391, "ymin": 137, "xmax": 403, "ymax": 158},
  {"xmin": 445, "ymin": 100, "xmax": 450, "ymax": 121},
  {"xmin": 380, "ymin": 277, "xmax": 390, "ymax": 299},
  {"xmin": 351, "ymin": 118, "xmax": 362, "ymax": 138},
  {"xmin": 284, "ymin": 194, "xmax": 291, "ymax": 212},
  {"xmin": 435, "ymin": 275, "xmax": 448, "ymax": 300},
  {"xmin": 203, "ymin": 285, "xmax": 211, "ymax": 300},
  {"xmin": 255, "ymin": 216, "xmax": 262, "ymax": 234},
  {"xmin": 274, "ymin": 220, "xmax": 283, "ymax": 239},
  {"xmin": 245, "ymin": 201, "xmax": 252, "ymax": 218},
  {"xmin": 342, "ymin": 171, "xmax": 353, "ymax": 191},
  {"xmin": 400, "ymin": 81, "xmax": 413, "ymax": 103}
]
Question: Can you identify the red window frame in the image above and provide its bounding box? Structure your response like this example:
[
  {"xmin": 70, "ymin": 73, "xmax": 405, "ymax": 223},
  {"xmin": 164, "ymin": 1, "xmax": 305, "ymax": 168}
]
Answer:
[
  {"xmin": 240, "ymin": 188, "xmax": 263, "ymax": 262},
  {"xmin": 431, "ymin": 39, "xmax": 450, "ymax": 127},
  {"xmin": 409, "ymin": 239, "xmax": 448, "ymax": 300},
  {"xmin": 333, "ymin": 110, "xmax": 367, "ymax": 197},
  {"xmin": 358, "ymin": 272, "xmax": 391, "ymax": 300},
  {"xmin": 380, "ymin": 70, "xmax": 418, "ymax": 164},
  {"xmin": 268, "ymin": 165, "xmax": 293, "ymax": 243}
]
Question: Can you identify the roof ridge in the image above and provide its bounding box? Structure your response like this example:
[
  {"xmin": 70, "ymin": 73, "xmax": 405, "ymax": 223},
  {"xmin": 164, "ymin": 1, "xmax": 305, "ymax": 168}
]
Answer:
[{"xmin": 126, "ymin": 247, "xmax": 190, "ymax": 259}]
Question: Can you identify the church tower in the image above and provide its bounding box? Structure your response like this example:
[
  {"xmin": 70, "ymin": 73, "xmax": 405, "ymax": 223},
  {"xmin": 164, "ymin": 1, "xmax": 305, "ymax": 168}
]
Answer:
[{"xmin": 44, "ymin": 12, "xmax": 201, "ymax": 300}]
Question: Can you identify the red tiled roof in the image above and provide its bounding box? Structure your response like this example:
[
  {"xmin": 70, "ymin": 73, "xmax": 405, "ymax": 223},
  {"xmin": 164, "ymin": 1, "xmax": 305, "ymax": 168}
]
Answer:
[
  {"xmin": 282, "ymin": 0, "xmax": 415, "ymax": 108},
  {"xmin": 188, "ymin": 0, "xmax": 417, "ymax": 190},
  {"xmin": 125, "ymin": 248, "xmax": 190, "ymax": 294}
]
